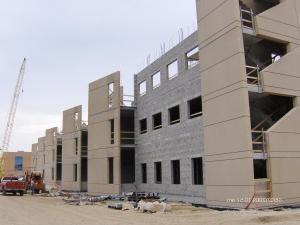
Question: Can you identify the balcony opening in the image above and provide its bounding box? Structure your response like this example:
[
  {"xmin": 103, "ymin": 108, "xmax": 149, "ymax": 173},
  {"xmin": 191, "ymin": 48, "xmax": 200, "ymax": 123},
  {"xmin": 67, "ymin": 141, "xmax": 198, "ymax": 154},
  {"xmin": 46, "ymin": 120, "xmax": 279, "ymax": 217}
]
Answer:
[
  {"xmin": 249, "ymin": 93, "xmax": 293, "ymax": 131},
  {"xmin": 121, "ymin": 148, "xmax": 135, "ymax": 184},
  {"xmin": 169, "ymin": 105, "xmax": 180, "ymax": 125},
  {"xmin": 140, "ymin": 118, "xmax": 147, "ymax": 134},
  {"xmin": 56, "ymin": 144, "xmax": 62, "ymax": 181},
  {"xmin": 249, "ymin": 93, "xmax": 293, "ymax": 152},
  {"xmin": 141, "ymin": 163, "xmax": 147, "ymax": 184},
  {"xmin": 152, "ymin": 112, "xmax": 162, "ymax": 130},
  {"xmin": 167, "ymin": 60, "xmax": 178, "ymax": 80},
  {"xmin": 81, "ymin": 130, "xmax": 88, "ymax": 157},
  {"xmin": 108, "ymin": 157, "xmax": 114, "ymax": 184},
  {"xmin": 240, "ymin": 0, "xmax": 280, "ymax": 16},
  {"xmin": 254, "ymin": 159, "xmax": 267, "ymax": 179},
  {"xmin": 81, "ymin": 157, "xmax": 87, "ymax": 182},
  {"xmin": 121, "ymin": 109, "xmax": 135, "ymax": 145},
  {"xmin": 155, "ymin": 161, "xmax": 162, "ymax": 184},
  {"xmin": 192, "ymin": 157, "xmax": 203, "ymax": 185},
  {"xmin": 188, "ymin": 96, "xmax": 203, "ymax": 119},
  {"xmin": 171, "ymin": 160, "xmax": 181, "ymax": 184},
  {"xmin": 186, "ymin": 46, "xmax": 199, "ymax": 69},
  {"xmin": 244, "ymin": 37, "xmax": 287, "ymax": 85}
]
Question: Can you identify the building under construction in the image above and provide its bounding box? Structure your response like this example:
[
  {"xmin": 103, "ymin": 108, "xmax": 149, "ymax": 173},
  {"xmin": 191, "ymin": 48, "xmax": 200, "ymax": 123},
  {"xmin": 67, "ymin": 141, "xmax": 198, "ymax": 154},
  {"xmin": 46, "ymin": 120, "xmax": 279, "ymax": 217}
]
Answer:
[{"xmin": 31, "ymin": 0, "xmax": 300, "ymax": 209}]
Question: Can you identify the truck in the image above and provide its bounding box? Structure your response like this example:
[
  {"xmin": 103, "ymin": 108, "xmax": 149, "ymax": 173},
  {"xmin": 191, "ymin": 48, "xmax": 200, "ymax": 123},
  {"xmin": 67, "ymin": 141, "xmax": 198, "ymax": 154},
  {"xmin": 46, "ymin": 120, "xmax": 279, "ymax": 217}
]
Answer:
[
  {"xmin": 0, "ymin": 176, "xmax": 26, "ymax": 196},
  {"xmin": 28, "ymin": 171, "xmax": 45, "ymax": 193}
]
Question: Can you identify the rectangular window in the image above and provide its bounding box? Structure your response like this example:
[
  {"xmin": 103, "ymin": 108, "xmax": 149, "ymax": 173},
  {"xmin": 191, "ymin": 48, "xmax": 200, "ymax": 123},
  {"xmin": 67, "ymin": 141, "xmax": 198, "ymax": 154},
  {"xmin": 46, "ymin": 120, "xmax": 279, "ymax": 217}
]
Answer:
[
  {"xmin": 15, "ymin": 156, "xmax": 23, "ymax": 171},
  {"xmin": 169, "ymin": 105, "xmax": 180, "ymax": 125},
  {"xmin": 152, "ymin": 113, "xmax": 162, "ymax": 130},
  {"xmin": 108, "ymin": 82, "xmax": 114, "ymax": 108},
  {"xmin": 186, "ymin": 46, "xmax": 199, "ymax": 69},
  {"xmin": 167, "ymin": 60, "xmax": 178, "ymax": 80},
  {"xmin": 188, "ymin": 96, "xmax": 203, "ymax": 119},
  {"xmin": 155, "ymin": 162, "xmax": 162, "ymax": 184},
  {"xmin": 75, "ymin": 138, "xmax": 78, "ymax": 155},
  {"xmin": 108, "ymin": 157, "xmax": 114, "ymax": 184},
  {"xmin": 192, "ymin": 158, "xmax": 203, "ymax": 185},
  {"xmin": 139, "ymin": 81, "xmax": 146, "ymax": 96},
  {"xmin": 140, "ymin": 118, "xmax": 147, "ymax": 134},
  {"xmin": 172, "ymin": 160, "xmax": 180, "ymax": 184},
  {"xmin": 141, "ymin": 163, "xmax": 147, "ymax": 183},
  {"xmin": 110, "ymin": 119, "xmax": 114, "ymax": 144},
  {"xmin": 152, "ymin": 72, "xmax": 161, "ymax": 89},
  {"xmin": 73, "ymin": 164, "xmax": 77, "ymax": 182}
]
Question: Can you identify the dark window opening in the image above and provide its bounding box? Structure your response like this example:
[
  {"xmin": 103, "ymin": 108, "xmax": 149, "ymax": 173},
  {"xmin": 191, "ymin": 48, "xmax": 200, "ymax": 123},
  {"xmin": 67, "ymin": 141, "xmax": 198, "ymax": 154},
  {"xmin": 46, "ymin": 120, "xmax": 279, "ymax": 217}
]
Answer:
[
  {"xmin": 141, "ymin": 163, "xmax": 147, "ymax": 184},
  {"xmin": 56, "ymin": 164, "xmax": 62, "ymax": 181},
  {"xmin": 155, "ymin": 162, "xmax": 162, "ymax": 184},
  {"xmin": 121, "ymin": 109, "xmax": 135, "ymax": 145},
  {"xmin": 75, "ymin": 137, "xmax": 78, "ymax": 155},
  {"xmin": 108, "ymin": 157, "xmax": 114, "ymax": 184},
  {"xmin": 81, "ymin": 131, "xmax": 88, "ymax": 157},
  {"xmin": 192, "ymin": 157, "xmax": 203, "ymax": 185},
  {"xmin": 254, "ymin": 159, "xmax": 267, "ymax": 179},
  {"xmin": 172, "ymin": 160, "xmax": 180, "ymax": 184},
  {"xmin": 140, "ymin": 118, "xmax": 147, "ymax": 134},
  {"xmin": 152, "ymin": 113, "xmax": 162, "ymax": 130},
  {"xmin": 188, "ymin": 96, "xmax": 203, "ymax": 119},
  {"xmin": 169, "ymin": 105, "xmax": 180, "ymax": 125},
  {"xmin": 121, "ymin": 148, "xmax": 135, "ymax": 183},
  {"xmin": 110, "ymin": 119, "xmax": 114, "ymax": 144},
  {"xmin": 51, "ymin": 168, "xmax": 54, "ymax": 180},
  {"xmin": 81, "ymin": 158, "xmax": 88, "ymax": 182},
  {"xmin": 74, "ymin": 164, "xmax": 77, "ymax": 182}
]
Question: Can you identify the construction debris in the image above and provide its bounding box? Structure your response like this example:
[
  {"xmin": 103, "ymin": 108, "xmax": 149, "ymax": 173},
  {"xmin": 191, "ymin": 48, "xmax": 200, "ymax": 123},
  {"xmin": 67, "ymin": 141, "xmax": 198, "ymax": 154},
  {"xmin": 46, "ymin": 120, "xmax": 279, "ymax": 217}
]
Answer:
[{"xmin": 136, "ymin": 200, "xmax": 171, "ymax": 213}]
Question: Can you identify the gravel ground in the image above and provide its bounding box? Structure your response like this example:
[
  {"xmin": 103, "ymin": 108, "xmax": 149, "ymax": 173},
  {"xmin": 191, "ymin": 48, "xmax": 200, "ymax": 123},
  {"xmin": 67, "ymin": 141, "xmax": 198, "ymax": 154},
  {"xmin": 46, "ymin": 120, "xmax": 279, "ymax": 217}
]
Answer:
[{"xmin": 1, "ymin": 194, "xmax": 300, "ymax": 225}]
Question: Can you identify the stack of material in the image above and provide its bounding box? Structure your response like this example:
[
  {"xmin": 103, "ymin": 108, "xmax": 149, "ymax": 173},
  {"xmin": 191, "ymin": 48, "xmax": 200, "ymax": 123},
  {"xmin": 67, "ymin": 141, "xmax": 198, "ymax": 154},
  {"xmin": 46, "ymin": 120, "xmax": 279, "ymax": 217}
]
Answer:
[{"xmin": 137, "ymin": 200, "xmax": 171, "ymax": 213}]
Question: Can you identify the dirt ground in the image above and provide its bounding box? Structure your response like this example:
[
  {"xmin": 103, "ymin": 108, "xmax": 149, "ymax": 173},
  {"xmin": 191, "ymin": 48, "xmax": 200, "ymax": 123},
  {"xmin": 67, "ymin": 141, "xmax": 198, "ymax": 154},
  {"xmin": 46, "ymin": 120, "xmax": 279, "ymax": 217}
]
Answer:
[{"xmin": 1, "ymin": 195, "xmax": 300, "ymax": 225}]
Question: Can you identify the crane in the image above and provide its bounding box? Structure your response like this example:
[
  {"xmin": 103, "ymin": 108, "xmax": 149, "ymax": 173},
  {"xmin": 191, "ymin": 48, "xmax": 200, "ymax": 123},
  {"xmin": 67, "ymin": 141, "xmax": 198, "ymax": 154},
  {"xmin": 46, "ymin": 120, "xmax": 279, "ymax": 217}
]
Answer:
[{"xmin": 0, "ymin": 58, "xmax": 26, "ymax": 177}]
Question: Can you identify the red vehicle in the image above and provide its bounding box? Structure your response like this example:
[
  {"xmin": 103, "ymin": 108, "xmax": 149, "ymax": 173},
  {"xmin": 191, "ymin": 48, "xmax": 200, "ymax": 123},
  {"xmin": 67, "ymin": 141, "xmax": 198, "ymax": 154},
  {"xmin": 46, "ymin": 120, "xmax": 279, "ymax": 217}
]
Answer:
[{"xmin": 0, "ymin": 176, "xmax": 26, "ymax": 196}]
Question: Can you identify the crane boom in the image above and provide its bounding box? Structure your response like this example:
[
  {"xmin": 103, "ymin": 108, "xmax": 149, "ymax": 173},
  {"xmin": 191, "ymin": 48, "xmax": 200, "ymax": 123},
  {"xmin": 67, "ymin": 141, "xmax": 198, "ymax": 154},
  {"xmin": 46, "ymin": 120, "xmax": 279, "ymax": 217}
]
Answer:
[{"xmin": 1, "ymin": 58, "xmax": 26, "ymax": 152}]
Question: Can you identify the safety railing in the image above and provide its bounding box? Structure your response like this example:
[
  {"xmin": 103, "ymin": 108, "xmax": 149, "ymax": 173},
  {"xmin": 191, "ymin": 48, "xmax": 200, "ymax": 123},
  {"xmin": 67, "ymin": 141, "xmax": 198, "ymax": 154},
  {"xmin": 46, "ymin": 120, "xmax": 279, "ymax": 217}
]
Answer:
[
  {"xmin": 246, "ymin": 65, "xmax": 261, "ymax": 86},
  {"xmin": 121, "ymin": 95, "xmax": 135, "ymax": 107},
  {"xmin": 111, "ymin": 132, "xmax": 135, "ymax": 145},
  {"xmin": 81, "ymin": 146, "xmax": 88, "ymax": 157},
  {"xmin": 252, "ymin": 129, "xmax": 267, "ymax": 157},
  {"xmin": 240, "ymin": 7, "xmax": 255, "ymax": 30}
]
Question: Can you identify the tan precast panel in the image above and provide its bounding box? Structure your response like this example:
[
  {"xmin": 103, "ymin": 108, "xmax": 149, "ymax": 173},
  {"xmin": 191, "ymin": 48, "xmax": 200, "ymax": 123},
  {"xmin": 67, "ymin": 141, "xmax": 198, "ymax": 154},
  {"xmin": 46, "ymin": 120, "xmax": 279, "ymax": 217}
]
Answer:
[
  {"xmin": 62, "ymin": 105, "xmax": 82, "ymax": 191},
  {"xmin": 44, "ymin": 127, "xmax": 58, "ymax": 187},
  {"xmin": 37, "ymin": 137, "xmax": 46, "ymax": 173},
  {"xmin": 88, "ymin": 71, "xmax": 121, "ymax": 195},
  {"xmin": 31, "ymin": 143, "xmax": 38, "ymax": 171},
  {"xmin": 197, "ymin": 0, "xmax": 255, "ymax": 208}
]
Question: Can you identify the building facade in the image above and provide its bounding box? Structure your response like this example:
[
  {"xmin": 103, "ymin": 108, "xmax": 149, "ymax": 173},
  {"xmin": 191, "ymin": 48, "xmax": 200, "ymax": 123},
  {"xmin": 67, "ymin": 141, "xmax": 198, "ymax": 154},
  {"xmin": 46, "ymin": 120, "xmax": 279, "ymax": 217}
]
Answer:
[
  {"xmin": 31, "ymin": 0, "xmax": 300, "ymax": 209},
  {"xmin": 2, "ymin": 151, "xmax": 32, "ymax": 177},
  {"xmin": 61, "ymin": 105, "xmax": 88, "ymax": 192}
]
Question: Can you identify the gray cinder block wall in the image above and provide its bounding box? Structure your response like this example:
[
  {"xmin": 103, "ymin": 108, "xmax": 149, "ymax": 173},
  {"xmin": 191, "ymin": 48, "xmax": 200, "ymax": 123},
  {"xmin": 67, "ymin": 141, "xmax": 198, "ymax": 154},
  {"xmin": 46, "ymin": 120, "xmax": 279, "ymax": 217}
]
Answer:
[{"xmin": 134, "ymin": 31, "xmax": 205, "ymax": 204}]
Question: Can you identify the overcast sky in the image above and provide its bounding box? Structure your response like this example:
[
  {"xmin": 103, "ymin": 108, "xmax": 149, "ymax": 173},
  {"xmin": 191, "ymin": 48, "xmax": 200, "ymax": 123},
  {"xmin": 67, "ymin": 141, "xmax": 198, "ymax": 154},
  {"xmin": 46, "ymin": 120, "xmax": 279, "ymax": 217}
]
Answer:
[{"xmin": 0, "ymin": 0, "xmax": 197, "ymax": 152}]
